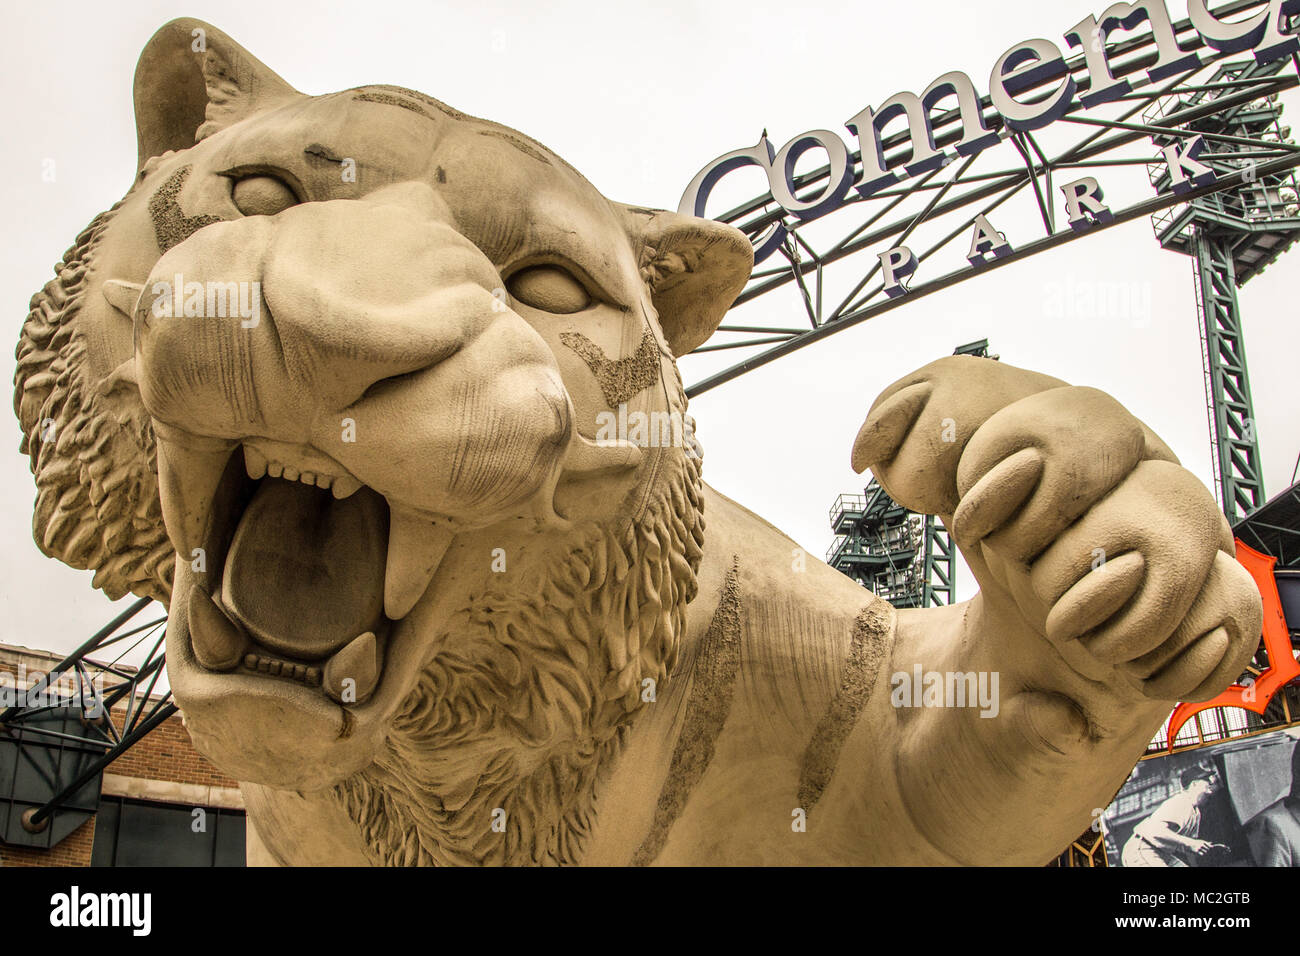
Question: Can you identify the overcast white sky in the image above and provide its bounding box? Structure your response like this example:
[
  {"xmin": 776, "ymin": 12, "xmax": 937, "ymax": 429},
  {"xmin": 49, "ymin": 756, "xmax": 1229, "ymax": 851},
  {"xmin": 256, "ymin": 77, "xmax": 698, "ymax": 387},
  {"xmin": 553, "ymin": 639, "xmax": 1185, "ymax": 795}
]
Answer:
[{"xmin": 3, "ymin": 0, "xmax": 1299, "ymax": 663}]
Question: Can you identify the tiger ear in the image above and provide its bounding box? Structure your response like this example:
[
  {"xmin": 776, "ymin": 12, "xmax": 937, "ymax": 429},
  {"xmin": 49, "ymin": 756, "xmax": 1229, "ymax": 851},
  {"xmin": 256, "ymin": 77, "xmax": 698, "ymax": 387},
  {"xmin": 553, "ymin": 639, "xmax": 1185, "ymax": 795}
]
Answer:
[
  {"xmin": 622, "ymin": 207, "xmax": 754, "ymax": 358},
  {"xmin": 134, "ymin": 18, "xmax": 302, "ymax": 171}
]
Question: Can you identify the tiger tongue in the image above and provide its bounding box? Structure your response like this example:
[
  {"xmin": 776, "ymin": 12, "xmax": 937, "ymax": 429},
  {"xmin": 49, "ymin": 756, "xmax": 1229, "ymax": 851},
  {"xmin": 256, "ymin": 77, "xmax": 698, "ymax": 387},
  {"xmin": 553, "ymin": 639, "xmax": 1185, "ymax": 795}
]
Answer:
[{"xmin": 221, "ymin": 480, "xmax": 389, "ymax": 660}]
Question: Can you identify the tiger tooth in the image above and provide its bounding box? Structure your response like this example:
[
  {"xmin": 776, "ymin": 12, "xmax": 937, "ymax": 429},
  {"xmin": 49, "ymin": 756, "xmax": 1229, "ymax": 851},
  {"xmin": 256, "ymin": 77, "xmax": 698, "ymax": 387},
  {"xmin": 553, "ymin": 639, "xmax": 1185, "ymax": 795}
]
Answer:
[
  {"xmin": 154, "ymin": 429, "xmax": 236, "ymax": 559},
  {"xmin": 268, "ymin": 461, "xmax": 284, "ymax": 478},
  {"xmin": 300, "ymin": 471, "xmax": 316, "ymax": 485},
  {"xmin": 323, "ymin": 631, "xmax": 382, "ymax": 704},
  {"xmin": 384, "ymin": 507, "xmax": 455, "ymax": 620},
  {"xmin": 332, "ymin": 474, "xmax": 362, "ymax": 499},
  {"xmin": 188, "ymin": 587, "xmax": 248, "ymax": 672},
  {"xmin": 244, "ymin": 446, "xmax": 268, "ymax": 480}
]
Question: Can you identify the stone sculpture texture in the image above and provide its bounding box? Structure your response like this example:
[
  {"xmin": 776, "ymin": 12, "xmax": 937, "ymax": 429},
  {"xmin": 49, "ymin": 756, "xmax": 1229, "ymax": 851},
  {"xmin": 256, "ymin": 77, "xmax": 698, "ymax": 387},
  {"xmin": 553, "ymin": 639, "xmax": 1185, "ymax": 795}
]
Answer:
[{"xmin": 13, "ymin": 19, "xmax": 1264, "ymax": 865}]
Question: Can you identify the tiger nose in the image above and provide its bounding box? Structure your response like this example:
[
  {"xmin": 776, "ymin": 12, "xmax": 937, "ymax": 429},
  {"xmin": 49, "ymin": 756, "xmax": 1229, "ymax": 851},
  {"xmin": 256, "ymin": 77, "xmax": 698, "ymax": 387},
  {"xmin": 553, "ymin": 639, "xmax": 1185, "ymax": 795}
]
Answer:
[
  {"xmin": 134, "ymin": 185, "xmax": 508, "ymax": 442},
  {"xmin": 257, "ymin": 187, "xmax": 507, "ymax": 410}
]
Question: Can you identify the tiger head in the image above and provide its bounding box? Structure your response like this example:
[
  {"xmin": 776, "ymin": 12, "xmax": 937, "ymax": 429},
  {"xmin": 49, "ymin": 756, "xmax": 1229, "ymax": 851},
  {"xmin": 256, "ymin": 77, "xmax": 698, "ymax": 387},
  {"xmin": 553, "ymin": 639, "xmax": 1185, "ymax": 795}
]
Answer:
[{"xmin": 14, "ymin": 19, "xmax": 752, "ymax": 863}]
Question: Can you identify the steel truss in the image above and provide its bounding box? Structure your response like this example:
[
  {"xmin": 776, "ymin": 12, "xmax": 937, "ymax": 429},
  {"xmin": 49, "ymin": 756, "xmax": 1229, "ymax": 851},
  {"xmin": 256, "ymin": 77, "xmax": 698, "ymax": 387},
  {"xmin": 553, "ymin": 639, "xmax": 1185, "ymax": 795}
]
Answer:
[
  {"xmin": 0, "ymin": 597, "xmax": 174, "ymax": 843},
  {"xmin": 685, "ymin": 0, "xmax": 1300, "ymax": 399},
  {"xmin": 1144, "ymin": 57, "xmax": 1300, "ymax": 520},
  {"xmin": 827, "ymin": 480, "xmax": 929, "ymax": 607},
  {"xmin": 1192, "ymin": 239, "xmax": 1268, "ymax": 518},
  {"xmin": 917, "ymin": 515, "xmax": 957, "ymax": 608}
]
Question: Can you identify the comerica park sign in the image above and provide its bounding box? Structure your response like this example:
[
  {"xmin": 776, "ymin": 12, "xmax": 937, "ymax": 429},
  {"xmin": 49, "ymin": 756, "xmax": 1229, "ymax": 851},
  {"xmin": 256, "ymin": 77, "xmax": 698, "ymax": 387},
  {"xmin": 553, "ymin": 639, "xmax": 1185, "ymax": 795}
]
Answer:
[{"xmin": 680, "ymin": 0, "xmax": 1300, "ymax": 275}]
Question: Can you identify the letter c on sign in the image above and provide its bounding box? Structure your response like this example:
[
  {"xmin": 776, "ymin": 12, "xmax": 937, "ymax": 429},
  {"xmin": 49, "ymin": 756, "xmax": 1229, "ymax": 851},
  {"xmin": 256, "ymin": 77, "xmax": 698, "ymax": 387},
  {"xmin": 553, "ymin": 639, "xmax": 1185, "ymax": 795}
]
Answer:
[
  {"xmin": 1187, "ymin": 0, "xmax": 1300, "ymax": 61},
  {"xmin": 679, "ymin": 136, "xmax": 788, "ymax": 265}
]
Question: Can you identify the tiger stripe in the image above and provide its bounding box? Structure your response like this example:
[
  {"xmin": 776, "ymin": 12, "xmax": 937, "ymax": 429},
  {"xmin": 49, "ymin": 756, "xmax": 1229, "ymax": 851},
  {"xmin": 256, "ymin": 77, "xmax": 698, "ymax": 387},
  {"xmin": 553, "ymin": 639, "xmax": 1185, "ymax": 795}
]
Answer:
[{"xmin": 630, "ymin": 557, "xmax": 742, "ymax": 866}]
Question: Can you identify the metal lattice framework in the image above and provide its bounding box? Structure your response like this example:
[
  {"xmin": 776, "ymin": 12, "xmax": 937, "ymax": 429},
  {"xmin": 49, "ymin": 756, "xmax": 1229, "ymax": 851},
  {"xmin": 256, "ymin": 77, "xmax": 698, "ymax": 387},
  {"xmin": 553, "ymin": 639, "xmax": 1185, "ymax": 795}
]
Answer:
[
  {"xmin": 827, "ymin": 483, "xmax": 924, "ymax": 605},
  {"xmin": 1144, "ymin": 56, "xmax": 1300, "ymax": 519},
  {"xmin": 684, "ymin": 0, "xmax": 1300, "ymax": 402},
  {"xmin": 1193, "ymin": 240, "xmax": 1268, "ymax": 517},
  {"xmin": 828, "ymin": 487, "xmax": 955, "ymax": 608},
  {"xmin": 918, "ymin": 515, "xmax": 958, "ymax": 608},
  {"xmin": 0, "ymin": 597, "xmax": 174, "ymax": 843}
]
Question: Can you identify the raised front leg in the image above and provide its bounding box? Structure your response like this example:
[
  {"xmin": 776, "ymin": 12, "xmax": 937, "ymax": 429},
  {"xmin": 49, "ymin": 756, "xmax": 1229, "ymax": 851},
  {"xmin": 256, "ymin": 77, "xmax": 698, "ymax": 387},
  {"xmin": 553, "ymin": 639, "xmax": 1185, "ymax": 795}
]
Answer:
[{"xmin": 852, "ymin": 356, "xmax": 1262, "ymax": 865}]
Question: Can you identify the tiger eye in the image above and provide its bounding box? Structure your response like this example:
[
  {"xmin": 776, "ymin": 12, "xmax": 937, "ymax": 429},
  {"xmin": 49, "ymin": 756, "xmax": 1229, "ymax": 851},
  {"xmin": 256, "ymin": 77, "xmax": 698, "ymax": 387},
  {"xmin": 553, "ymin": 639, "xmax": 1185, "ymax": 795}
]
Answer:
[
  {"xmin": 507, "ymin": 265, "xmax": 592, "ymax": 314},
  {"xmin": 232, "ymin": 175, "xmax": 299, "ymax": 217}
]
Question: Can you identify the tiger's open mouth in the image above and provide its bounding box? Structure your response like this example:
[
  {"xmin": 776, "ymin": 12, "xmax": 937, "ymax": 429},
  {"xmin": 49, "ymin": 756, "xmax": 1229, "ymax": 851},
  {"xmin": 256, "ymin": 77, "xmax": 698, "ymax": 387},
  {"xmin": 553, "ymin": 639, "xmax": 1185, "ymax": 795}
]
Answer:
[
  {"xmin": 165, "ymin": 437, "xmax": 455, "ymax": 708},
  {"xmin": 153, "ymin": 414, "xmax": 644, "ymax": 790}
]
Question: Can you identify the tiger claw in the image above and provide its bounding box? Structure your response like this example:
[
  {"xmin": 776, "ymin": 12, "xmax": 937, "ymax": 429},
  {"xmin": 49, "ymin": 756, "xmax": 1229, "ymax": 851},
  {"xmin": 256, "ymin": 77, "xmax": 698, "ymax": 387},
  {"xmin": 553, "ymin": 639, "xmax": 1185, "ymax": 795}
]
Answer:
[{"xmin": 851, "ymin": 381, "xmax": 931, "ymax": 473}]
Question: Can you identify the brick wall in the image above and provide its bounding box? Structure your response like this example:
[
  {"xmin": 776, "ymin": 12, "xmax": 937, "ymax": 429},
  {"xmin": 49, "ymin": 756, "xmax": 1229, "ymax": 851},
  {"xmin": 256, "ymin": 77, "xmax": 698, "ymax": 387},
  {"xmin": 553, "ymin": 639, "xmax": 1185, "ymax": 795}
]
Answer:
[
  {"xmin": 0, "ymin": 643, "xmax": 238, "ymax": 865},
  {"xmin": 102, "ymin": 711, "xmax": 238, "ymax": 790},
  {"xmin": 1, "ymin": 818, "xmax": 96, "ymax": 867}
]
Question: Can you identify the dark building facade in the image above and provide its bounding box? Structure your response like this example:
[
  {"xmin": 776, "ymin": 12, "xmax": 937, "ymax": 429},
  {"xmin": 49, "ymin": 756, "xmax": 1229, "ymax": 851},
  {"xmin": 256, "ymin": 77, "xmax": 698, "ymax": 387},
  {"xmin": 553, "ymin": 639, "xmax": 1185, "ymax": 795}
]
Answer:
[{"xmin": 0, "ymin": 642, "xmax": 245, "ymax": 867}]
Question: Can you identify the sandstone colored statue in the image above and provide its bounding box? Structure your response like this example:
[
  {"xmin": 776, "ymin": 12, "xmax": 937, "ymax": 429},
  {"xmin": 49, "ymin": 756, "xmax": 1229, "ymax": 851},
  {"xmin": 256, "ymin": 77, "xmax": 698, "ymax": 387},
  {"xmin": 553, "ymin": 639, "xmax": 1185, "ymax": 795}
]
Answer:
[{"xmin": 14, "ymin": 19, "xmax": 1264, "ymax": 865}]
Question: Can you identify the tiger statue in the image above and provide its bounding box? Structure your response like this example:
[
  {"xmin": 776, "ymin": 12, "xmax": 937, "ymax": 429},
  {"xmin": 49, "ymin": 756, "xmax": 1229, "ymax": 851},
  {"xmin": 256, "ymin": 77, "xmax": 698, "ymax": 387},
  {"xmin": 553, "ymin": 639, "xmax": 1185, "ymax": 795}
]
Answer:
[{"xmin": 13, "ymin": 19, "xmax": 1262, "ymax": 865}]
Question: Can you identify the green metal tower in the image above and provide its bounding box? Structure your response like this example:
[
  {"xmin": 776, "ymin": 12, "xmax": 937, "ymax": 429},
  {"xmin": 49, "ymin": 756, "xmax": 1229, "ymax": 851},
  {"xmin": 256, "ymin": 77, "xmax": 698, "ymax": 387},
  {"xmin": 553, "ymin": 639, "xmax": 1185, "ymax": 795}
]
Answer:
[
  {"xmin": 826, "ymin": 342, "xmax": 989, "ymax": 608},
  {"xmin": 828, "ymin": 481, "xmax": 926, "ymax": 607},
  {"xmin": 1148, "ymin": 59, "xmax": 1300, "ymax": 522}
]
